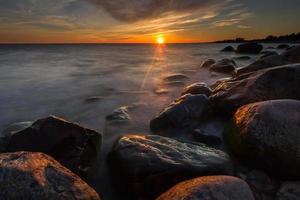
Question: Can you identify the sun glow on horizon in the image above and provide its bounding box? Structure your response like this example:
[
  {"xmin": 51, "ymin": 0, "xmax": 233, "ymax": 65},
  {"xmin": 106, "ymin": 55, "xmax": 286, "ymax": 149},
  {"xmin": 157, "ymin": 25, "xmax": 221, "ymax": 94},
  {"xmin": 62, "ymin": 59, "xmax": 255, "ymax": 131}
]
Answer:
[{"xmin": 156, "ymin": 35, "xmax": 165, "ymax": 44}]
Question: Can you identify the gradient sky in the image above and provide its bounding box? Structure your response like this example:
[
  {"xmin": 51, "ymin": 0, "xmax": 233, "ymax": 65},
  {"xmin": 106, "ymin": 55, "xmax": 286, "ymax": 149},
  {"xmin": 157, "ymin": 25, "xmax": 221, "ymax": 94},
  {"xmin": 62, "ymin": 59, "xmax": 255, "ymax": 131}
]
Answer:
[{"xmin": 0, "ymin": 0, "xmax": 300, "ymax": 43}]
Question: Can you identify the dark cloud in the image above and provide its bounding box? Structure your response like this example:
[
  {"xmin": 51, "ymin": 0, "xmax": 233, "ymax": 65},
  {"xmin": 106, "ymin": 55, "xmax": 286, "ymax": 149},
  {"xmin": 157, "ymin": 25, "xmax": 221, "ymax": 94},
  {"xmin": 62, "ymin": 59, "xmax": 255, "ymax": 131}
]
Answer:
[{"xmin": 87, "ymin": 0, "xmax": 225, "ymax": 22}]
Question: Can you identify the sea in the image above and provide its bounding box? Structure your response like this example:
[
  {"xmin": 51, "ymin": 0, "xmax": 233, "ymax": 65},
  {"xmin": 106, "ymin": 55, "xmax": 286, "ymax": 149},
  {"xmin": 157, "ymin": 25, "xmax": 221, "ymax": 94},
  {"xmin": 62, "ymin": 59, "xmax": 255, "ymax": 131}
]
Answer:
[{"xmin": 0, "ymin": 43, "xmax": 285, "ymax": 199}]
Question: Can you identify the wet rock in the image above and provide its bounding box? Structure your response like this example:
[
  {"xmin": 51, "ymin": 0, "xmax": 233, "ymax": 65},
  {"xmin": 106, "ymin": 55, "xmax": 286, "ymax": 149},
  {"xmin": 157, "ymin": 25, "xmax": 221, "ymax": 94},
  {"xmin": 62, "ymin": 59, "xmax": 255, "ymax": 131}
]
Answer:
[
  {"xmin": 277, "ymin": 44, "xmax": 290, "ymax": 49},
  {"xmin": 277, "ymin": 182, "xmax": 300, "ymax": 200},
  {"xmin": 163, "ymin": 73, "xmax": 189, "ymax": 82},
  {"xmin": 223, "ymin": 100, "xmax": 300, "ymax": 178},
  {"xmin": 0, "ymin": 151, "xmax": 100, "ymax": 200},
  {"xmin": 157, "ymin": 176, "xmax": 254, "ymax": 200},
  {"xmin": 233, "ymin": 56, "xmax": 251, "ymax": 60},
  {"xmin": 106, "ymin": 106, "xmax": 131, "ymax": 124},
  {"xmin": 201, "ymin": 59, "xmax": 216, "ymax": 68},
  {"xmin": 237, "ymin": 45, "xmax": 300, "ymax": 75},
  {"xmin": 1, "ymin": 116, "xmax": 102, "ymax": 176},
  {"xmin": 210, "ymin": 77, "xmax": 231, "ymax": 89},
  {"xmin": 211, "ymin": 64, "xmax": 300, "ymax": 115},
  {"xmin": 221, "ymin": 46, "xmax": 235, "ymax": 52},
  {"xmin": 236, "ymin": 43, "xmax": 263, "ymax": 54},
  {"xmin": 192, "ymin": 129, "xmax": 222, "ymax": 145},
  {"xmin": 109, "ymin": 135, "xmax": 232, "ymax": 200},
  {"xmin": 182, "ymin": 82, "xmax": 212, "ymax": 96},
  {"xmin": 150, "ymin": 94, "xmax": 209, "ymax": 132},
  {"xmin": 209, "ymin": 58, "xmax": 237, "ymax": 74},
  {"xmin": 153, "ymin": 88, "xmax": 170, "ymax": 95},
  {"xmin": 164, "ymin": 81, "xmax": 186, "ymax": 87},
  {"xmin": 260, "ymin": 51, "xmax": 278, "ymax": 59}
]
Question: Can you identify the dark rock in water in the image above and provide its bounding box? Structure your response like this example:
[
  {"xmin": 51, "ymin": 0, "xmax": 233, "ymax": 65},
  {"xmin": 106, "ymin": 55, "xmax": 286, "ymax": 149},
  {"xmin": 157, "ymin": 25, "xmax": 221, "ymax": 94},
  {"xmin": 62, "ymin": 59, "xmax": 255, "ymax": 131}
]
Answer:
[
  {"xmin": 237, "ymin": 45, "xmax": 300, "ymax": 75},
  {"xmin": 163, "ymin": 73, "xmax": 189, "ymax": 82},
  {"xmin": 0, "ymin": 151, "xmax": 100, "ymax": 200},
  {"xmin": 153, "ymin": 88, "xmax": 170, "ymax": 95},
  {"xmin": 157, "ymin": 176, "xmax": 254, "ymax": 200},
  {"xmin": 210, "ymin": 77, "xmax": 231, "ymax": 89},
  {"xmin": 233, "ymin": 56, "xmax": 251, "ymax": 60},
  {"xmin": 109, "ymin": 135, "xmax": 232, "ymax": 200},
  {"xmin": 223, "ymin": 100, "xmax": 300, "ymax": 178},
  {"xmin": 209, "ymin": 58, "xmax": 237, "ymax": 74},
  {"xmin": 260, "ymin": 51, "xmax": 278, "ymax": 59},
  {"xmin": 236, "ymin": 43, "xmax": 263, "ymax": 54},
  {"xmin": 201, "ymin": 59, "xmax": 216, "ymax": 68},
  {"xmin": 85, "ymin": 96, "xmax": 105, "ymax": 103},
  {"xmin": 1, "ymin": 116, "xmax": 102, "ymax": 176},
  {"xmin": 182, "ymin": 82, "xmax": 212, "ymax": 96},
  {"xmin": 106, "ymin": 106, "xmax": 131, "ymax": 124},
  {"xmin": 221, "ymin": 46, "xmax": 235, "ymax": 52},
  {"xmin": 277, "ymin": 44, "xmax": 290, "ymax": 49},
  {"xmin": 164, "ymin": 81, "xmax": 186, "ymax": 87},
  {"xmin": 150, "ymin": 94, "xmax": 209, "ymax": 132},
  {"xmin": 192, "ymin": 129, "xmax": 222, "ymax": 145},
  {"xmin": 211, "ymin": 64, "xmax": 300, "ymax": 115},
  {"xmin": 277, "ymin": 182, "xmax": 300, "ymax": 200}
]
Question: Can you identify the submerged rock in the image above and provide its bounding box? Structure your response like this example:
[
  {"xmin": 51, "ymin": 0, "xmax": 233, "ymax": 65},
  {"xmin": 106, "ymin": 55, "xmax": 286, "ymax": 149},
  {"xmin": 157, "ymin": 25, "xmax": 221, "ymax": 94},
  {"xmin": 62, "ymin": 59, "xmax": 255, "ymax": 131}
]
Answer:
[
  {"xmin": 1, "ymin": 116, "xmax": 102, "ymax": 176},
  {"xmin": 260, "ymin": 51, "xmax": 278, "ymax": 59},
  {"xmin": 277, "ymin": 182, "xmax": 300, "ymax": 200},
  {"xmin": 237, "ymin": 45, "xmax": 300, "ymax": 75},
  {"xmin": 150, "ymin": 94, "xmax": 209, "ymax": 132},
  {"xmin": 0, "ymin": 151, "xmax": 100, "ymax": 200},
  {"xmin": 106, "ymin": 106, "xmax": 131, "ymax": 124},
  {"xmin": 182, "ymin": 82, "xmax": 212, "ymax": 96},
  {"xmin": 221, "ymin": 46, "xmax": 235, "ymax": 52},
  {"xmin": 201, "ymin": 59, "xmax": 216, "ymax": 68},
  {"xmin": 157, "ymin": 176, "xmax": 254, "ymax": 200},
  {"xmin": 277, "ymin": 44, "xmax": 290, "ymax": 49},
  {"xmin": 236, "ymin": 43, "xmax": 263, "ymax": 54},
  {"xmin": 109, "ymin": 135, "xmax": 232, "ymax": 200},
  {"xmin": 233, "ymin": 56, "xmax": 251, "ymax": 60},
  {"xmin": 209, "ymin": 58, "xmax": 237, "ymax": 74},
  {"xmin": 163, "ymin": 73, "xmax": 189, "ymax": 82},
  {"xmin": 211, "ymin": 64, "xmax": 300, "ymax": 115},
  {"xmin": 224, "ymin": 100, "xmax": 300, "ymax": 178},
  {"xmin": 163, "ymin": 80, "xmax": 186, "ymax": 87}
]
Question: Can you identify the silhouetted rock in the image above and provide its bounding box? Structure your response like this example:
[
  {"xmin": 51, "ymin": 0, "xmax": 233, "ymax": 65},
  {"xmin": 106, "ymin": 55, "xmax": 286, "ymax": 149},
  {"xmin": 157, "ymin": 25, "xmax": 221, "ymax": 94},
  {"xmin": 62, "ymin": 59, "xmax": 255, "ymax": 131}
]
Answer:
[
  {"xmin": 224, "ymin": 100, "xmax": 300, "ymax": 178},
  {"xmin": 209, "ymin": 58, "xmax": 237, "ymax": 74},
  {"xmin": 0, "ymin": 151, "xmax": 100, "ymax": 200},
  {"xmin": 182, "ymin": 82, "xmax": 212, "ymax": 96},
  {"xmin": 260, "ymin": 51, "xmax": 278, "ymax": 59},
  {"xmin": 236, "ymin": 43, "xmax": 263, "ymax": 54},
  {"xmin": 233, "ymin": 56, "xmax": 251, "ymax": 60},
  {"xmin": 221, "ymin": 46, "xmax": 235, "ymax": 52},
  {"xmin": 201, "ymin": 59, "xmax": 216, "ymax": 68},
  {"xmin": 237, "ymin": 45, "xmax": 300, "ymax": 75},
  {"xmin": 277, "ymin": 182, "xmax": 300, "ymax": 200},
  {"xmin": 277, "ymin": 44, "xmax": 290, "ymax": 49},
  {"xmin": 109, "ymin": 135, "xmax": 232, "ymax": 200},
  {"xmin": 1, "ymin": 116, "xmax": 102, "ymax": 176},
  {"xmin": 157, "ymin": 176, "xmax": 254, "ymax": 200},
  {"xmin": 150, "ymin": 94, "xmax": 209, "ymax": 132},
  {"xmin": 211, "ymin": 64, "xmax": 300, "ymax": 115}
]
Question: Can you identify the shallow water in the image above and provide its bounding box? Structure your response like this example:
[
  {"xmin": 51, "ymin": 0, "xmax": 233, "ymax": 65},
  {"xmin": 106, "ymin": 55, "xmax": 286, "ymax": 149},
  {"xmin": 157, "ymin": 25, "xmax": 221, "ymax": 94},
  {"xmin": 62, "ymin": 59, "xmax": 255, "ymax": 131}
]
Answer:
[{"xmin": 0, "ymin": 43, "xmax": 283, "ymax": 199}]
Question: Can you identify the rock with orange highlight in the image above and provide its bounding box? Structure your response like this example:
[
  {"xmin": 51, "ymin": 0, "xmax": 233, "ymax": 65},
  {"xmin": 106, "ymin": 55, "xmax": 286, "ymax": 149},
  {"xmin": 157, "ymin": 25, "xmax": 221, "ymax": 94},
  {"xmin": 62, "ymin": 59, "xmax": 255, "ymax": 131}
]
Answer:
[
  {"xmin": 223, "ymin": 100, "xmax": 300, "ymax": 178},
  {"xmin": 157, "ymin": 176, "xmax": 254, "ymax": 200},
  {"xmin": 0, "ymin": 151, "xmax": 100, "ymax": 200}
]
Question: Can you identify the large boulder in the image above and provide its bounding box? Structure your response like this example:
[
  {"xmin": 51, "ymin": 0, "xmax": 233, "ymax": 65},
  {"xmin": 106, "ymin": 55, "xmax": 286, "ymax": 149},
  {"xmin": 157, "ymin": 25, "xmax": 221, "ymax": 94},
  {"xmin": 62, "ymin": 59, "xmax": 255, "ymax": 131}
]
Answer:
[
  {"xmin": 236, "ymin": 43, "xmax": 263, "ymax": 54},
  {"xmin": 157, "ymin": 176, "xmax": 254, "ymax": 200},
  {"xmin": 109, "ymin": 135, "xmax": 232, "ymax": 200},
  {"xmin": 221, "ymin": 46, "xmax": 235, "ymax": 52},
  {"xmin": 150, "ymin": 94, "xmax": 209, "ymax": 132},
  {"xmin": 210, "ymin": 64, "xmax": 300, "ymax": 115},
  {"xmin": 0, "ymin": 116, "xmax": 102, "ymax": 175},
  {"xmin": 209, "ymin": 59, "xmax": 237, "ymax": 74},
  {"xmin": 237, "ymin": 45, "xmax": 300, "ymax": 75},
  {"xmin": 0, "ymin": 151, "xmax": 100, "ymax": 199},
  {"xmin": 182, "ymin": 82, "xmax": 212, "ymax": 96},
  {"xmin": 223, "ymin": 100, "xmax": 300, "ymax": 178}
]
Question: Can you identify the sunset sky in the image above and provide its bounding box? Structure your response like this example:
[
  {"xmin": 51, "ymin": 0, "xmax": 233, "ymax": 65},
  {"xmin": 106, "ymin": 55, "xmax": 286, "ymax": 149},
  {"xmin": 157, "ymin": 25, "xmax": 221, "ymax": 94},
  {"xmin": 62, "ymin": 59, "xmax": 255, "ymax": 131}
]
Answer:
[{"xmin": 1, "ymin": 0, "xmax": 300, "ymax": 43}]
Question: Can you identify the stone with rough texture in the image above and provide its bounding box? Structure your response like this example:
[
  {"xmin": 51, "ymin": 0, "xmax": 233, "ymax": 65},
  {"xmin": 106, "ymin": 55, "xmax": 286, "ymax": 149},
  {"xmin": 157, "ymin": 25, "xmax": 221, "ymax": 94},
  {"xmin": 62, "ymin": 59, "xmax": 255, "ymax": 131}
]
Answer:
[
  {"xmin": 182, "ymin": 82, "xmax": 212, "ymax": 96},
  {"xmin": 109, "ymin": 135, "xmax": 232, "ymax": 200},
  {"xmin": 1, "ymin": 116, "xmax": 102, "ymax": 175},
  {"xmin": 211, "ymin": 64, "xmax": 300, "ymax": 115},
  {"xmin": 277, "ymin": 182, "xmax": 300, "ymax": 200},
  {"xmin": 210, "ymin": 58, "xmax": 237, "ymax": 74},
  {"xmin": 0, "ymin": 151, "xmax": 100, "ymax": 200},
  {"xmin": 236, "ymin": 43, "xmax": 263, "ymax": 54},
  {"xmin": 237, "ymin": 45, "xmax": 300, "ymax": 75},
  {"xmin": 150, "ymin": 94, "xmax": 209, "ymax": 132},
  {"xmin": 157, "ymin": 176, "xmax": 254, "ymax": 200},
  {"xmin": 224, "ymin": 100, "xmax": 300, "ymax": 178}
]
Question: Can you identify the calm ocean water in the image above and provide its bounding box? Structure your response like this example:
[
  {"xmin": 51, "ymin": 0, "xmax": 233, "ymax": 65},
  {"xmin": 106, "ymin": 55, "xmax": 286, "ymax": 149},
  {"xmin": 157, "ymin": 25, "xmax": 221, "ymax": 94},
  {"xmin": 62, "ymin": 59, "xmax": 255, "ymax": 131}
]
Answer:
[{"xmin": 0, "ymin": 43, "xmax": 282, "ymax": 199}]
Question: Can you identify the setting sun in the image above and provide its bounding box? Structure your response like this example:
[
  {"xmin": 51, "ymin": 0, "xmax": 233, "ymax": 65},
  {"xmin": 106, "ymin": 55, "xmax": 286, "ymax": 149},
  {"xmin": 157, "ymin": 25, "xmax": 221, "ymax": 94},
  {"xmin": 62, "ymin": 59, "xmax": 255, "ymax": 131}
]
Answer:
[{"xmin": 157, "ymin": 36, "xmax": 165, "ymax": 44}]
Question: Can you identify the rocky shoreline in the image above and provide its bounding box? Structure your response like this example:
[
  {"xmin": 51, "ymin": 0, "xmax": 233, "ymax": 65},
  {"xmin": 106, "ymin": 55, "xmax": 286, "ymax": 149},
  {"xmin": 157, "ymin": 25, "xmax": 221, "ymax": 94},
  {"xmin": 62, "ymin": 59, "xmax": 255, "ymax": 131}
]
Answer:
[{"xmin": 0, "ymin": 43, "xmax": 299, "ymax": 200}]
